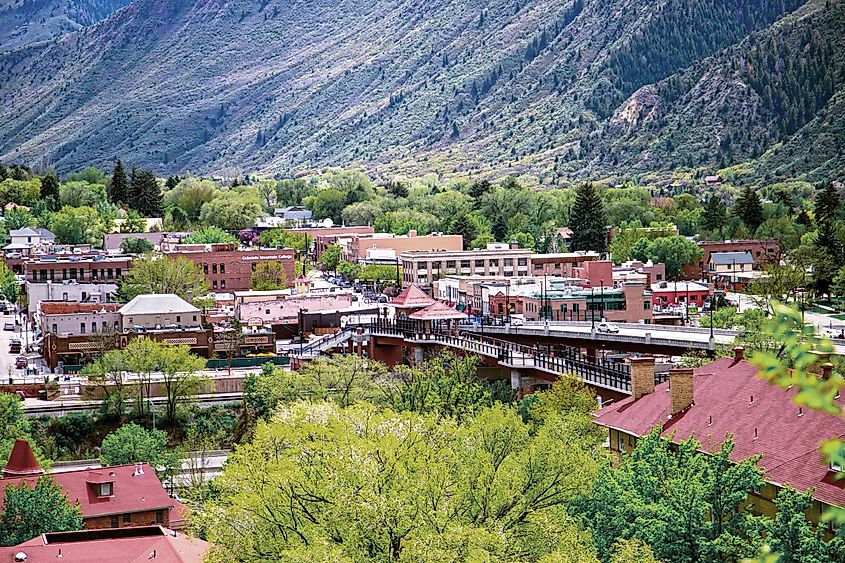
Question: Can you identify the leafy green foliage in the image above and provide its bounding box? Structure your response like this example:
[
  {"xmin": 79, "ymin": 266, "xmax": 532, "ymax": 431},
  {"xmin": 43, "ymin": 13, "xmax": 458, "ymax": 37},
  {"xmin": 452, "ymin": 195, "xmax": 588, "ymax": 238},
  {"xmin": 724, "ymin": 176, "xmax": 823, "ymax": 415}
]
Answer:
[
  {"xmin": 120, "ymin": 236, "xmax": 154, "ymax": 254},
  {"xmin": 765, "ymin": 487, "xmax": 845, "ymax": 563},
  {"xmin": 581, "ymin": 429, "xmax": 765, "ymax": 562},
  {"xmin": 632, "ymin": 235, "xmax": 702, "ymax": 279},
  {"xmin": 199, "ymin": 188, "xmax": 263, "ymax": 230},
  {"xmin": 49, "ymin": 205, "xmax": 107, "ymax": 245},
  {"xmin": 318, "ymin": 243, "xmax": 342, "ymax": 271},
  {"xmin": 183, "ymin": 226, "xmax": 237, "ymax": 244},
  {"xmin": 0, "ymin": 477, "xmax": 82, "ymax": 546},
  {"xmin": 100, "ymin": 423, "xmax": 181, "ymax": 481},
  {"xmin": 118, "ymin": 254, "xmax": 209, "ymax": 303},
  {"xmin": 249, "ymin": 261, "xmax": 289, "ymax": 290}
]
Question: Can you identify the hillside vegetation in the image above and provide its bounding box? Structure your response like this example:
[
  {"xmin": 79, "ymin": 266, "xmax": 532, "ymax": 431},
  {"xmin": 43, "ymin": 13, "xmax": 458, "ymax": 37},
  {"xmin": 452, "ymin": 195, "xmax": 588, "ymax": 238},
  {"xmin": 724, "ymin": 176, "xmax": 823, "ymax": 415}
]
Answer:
[
  {"xmin": 0, "ymin": 0, "xmax": 131, "ymax": 52},
  {"xmin": 0, "ymin": 0, "xmax": 842, "ymax": 183}
]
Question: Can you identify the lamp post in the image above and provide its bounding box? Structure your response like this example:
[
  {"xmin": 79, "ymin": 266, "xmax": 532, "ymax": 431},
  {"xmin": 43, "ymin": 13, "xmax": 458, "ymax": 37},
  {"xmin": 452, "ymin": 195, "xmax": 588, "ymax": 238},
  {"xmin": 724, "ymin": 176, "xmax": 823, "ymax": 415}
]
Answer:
[
  {"xmin": 591, "ymin": 286, "xmax": 596, "ymax": 330},
  {"xmin": 147, "ymin": 398, "xmax": 157, "ymax": 432},
  {"xmin": 600, "ymin": 278, "xmax": 605, "ymax": 322},
  {"xmin": 505, "ymin": 283, "xmax": 510, "ymax": 324},
  {"xmin": 685, "ymin": 282, "xmax": 690, "ymax": 325},
  {"xmin": 395, "ymin": 258, "xmax": 401, "ymax": 289}
]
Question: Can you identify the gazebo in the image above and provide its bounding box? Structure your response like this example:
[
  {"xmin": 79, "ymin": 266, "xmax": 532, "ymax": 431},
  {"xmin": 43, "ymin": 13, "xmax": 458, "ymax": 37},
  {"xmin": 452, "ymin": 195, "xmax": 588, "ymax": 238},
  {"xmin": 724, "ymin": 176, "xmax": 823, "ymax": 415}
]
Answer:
[
  {"xmin": 390, "ymin": 284, "xmax": 435, "ymax": 318},
  {"xmin": 408, "ymin": 300, "xmax": 465, "ymax": 335}
]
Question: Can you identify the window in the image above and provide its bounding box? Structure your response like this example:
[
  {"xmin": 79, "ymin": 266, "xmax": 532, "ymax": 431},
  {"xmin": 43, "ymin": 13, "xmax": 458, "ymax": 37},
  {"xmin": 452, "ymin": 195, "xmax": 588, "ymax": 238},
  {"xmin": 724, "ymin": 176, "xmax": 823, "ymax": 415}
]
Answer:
[
  {"xmin": 489, "ymin": 259, "xmax": 498, "ymax": 267},
  {"xmin": 128, "ymin": 318, "xmax": 133, "ymax": 325},
  {"xmin": 220, "ymin": 264, "xmax": 225, "ymax": 274},
  {"xmin": 212, "ymin": 280, "xmax": 218, "ymax": 289},
  {"xmin": 573, "ymin": 304, "xmax": 580, "ymax": 312},
  {"xmin": 517, "ymin": 258, "xmax": 527, "ymax": 266},
  {"xmin": 123, "ymin": 513, "xmax": 131, "ymax": 524},
  {"xmin": 203, "ymin": 264, "xmax": 209, "ymax": 274},
  {"xmin": 99, "ymin": 483, "xmax": 113, "ymax": 497},
  {"xmin": 115, "ymin": 268, "xmax": 122, "ymax": 278},
  {"xmin": 560, "ymin": 304, "xmax": 566, "ymax": 312},
  {"xmin": 176, "ymin": 316, "xmax": 181, "ymax": 323},
  {"xmin": 51, "ymin": 324, "xmax": 57, "ymax": 333},
  {"xmin": 212, "ymin": 264, "xmax": 218, "ymax": 274},
  {"xmin": 102, "ymin": 322, "xmax": 108, "ymax": 332},
  {"xmin": 221, "ymin": 280, "xmax": 226, "ymax": 289},
  {"xmin": 644, "ymin": 302, "xmax": 651, "ymax": 310},
  {"xmin": 155, "ymin": 510, "xmax": 164, "ymax": 525},
  {"xmin": 107, "ymin": 268, "xmax": 113, "ymax": 279},
  {"xmin": 62, "ymin": 293, "xmax": 68, "ymax": 301},
  {"xmin": 80, "ymin": 323, "xmax": 86, "ymax": 334},
  {"xmin": 193, "ymin": 315, "xmax": 197, "ymax": 322},
  {"xmin": 91, "ymin": 323, "xmax": 97, "ymax": 333},
  {"xmin": 474, "ymin": 260, "xmax": 484, "ymax": 268},
  {"xmin": 111, "ymin": 515, "xmax": 119, "ymax": 528},
  {"xmin": 460, "ymin": 260, "xmax": 470, "ymax": 269},
  {"xmin": 504, "ymin": 259, "xmax": 513, "ymax": 267}
]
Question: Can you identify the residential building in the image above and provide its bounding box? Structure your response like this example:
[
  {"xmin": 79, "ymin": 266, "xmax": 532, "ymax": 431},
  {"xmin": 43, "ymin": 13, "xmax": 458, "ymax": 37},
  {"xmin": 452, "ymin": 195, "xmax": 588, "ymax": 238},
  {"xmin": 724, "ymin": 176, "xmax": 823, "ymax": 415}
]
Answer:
[
  {"xmin": 593, "ymin": 349, "xmax": 844, "ymax": 526},
  {"xmin": 683, "ymin": 240, "xmax": 778, "ymax": 279},
  {"xmin": 7, "ymin": 227, "xmax": 54, "ymax": 247},
  {"xmin": 274, "ymin": 205, "xmax": 313, "ymax": 223},
  {"xmin": 1, "ymin": 526, "xmax": 207, "ymax": 563},
  {"xmin": 119, "ymin": 294, "xmax": 201, "ymax": 331},
  {"xmin": 0, "ymin": 440, "xmax": 185, "ymax": 531},
  {"xmin": 165, "ymin": 243, "xmax": 296, "ymax": 292}
]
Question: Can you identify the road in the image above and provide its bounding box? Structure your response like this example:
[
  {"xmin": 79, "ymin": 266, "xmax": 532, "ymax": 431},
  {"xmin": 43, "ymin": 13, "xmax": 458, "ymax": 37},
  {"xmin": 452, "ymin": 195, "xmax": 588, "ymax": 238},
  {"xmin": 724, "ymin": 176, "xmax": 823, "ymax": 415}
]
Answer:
[
  {"xmin": 51, "ymin": 450, "xmax": 230, "ymax": 486},
  {"xmin": 22, "ymin": 392, "xmax": 244, "ymax": 416}
]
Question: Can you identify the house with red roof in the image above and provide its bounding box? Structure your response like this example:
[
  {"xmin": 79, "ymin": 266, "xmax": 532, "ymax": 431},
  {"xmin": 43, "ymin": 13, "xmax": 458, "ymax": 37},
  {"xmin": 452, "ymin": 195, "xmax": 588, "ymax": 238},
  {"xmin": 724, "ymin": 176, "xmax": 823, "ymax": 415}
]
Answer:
[
  {"xmin": 0, "ymin": 440, "xmax": 185, "ymax": 532},
  {"xmin": 593, "ymin": 348, "xmax": 845, "ymax": 529},
  {"xmin": 0, "ymin": 526, "xmax": 206, "ymax": 562}
]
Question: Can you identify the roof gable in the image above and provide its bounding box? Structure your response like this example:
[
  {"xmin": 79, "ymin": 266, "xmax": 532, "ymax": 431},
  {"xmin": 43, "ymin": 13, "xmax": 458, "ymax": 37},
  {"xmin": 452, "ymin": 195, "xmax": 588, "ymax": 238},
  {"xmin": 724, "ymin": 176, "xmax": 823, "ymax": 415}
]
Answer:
[{"xmin": 390, "ymin": 284, "xmax": 435, "ymax": 308}]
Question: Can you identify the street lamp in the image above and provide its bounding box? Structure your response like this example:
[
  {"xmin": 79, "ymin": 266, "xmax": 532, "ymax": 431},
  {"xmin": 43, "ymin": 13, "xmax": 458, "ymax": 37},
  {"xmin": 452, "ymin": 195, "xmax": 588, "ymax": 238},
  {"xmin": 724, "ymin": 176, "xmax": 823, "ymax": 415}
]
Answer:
[
  {"xmin": 600, "ymin": 279, "xmax": 605, "ymax": 322},
  {"xmin": 591, "ymin": 286, "xmax": 596, "ymax": 330},
  {"xmin": 148, "ymin": 398, "xmax": 157, "ymax": 432}
]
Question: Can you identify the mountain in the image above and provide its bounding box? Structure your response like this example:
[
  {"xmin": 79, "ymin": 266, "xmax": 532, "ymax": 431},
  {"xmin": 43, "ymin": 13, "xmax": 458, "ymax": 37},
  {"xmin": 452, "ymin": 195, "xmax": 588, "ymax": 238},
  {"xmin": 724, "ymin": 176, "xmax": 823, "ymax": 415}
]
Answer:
[
  {"xmin": 0, "ymin": 0, "xmax": 132, "ymax": 52},
  {"xmin": 0, "ymin": 0, "xmax": 842, "ymax": 183}
]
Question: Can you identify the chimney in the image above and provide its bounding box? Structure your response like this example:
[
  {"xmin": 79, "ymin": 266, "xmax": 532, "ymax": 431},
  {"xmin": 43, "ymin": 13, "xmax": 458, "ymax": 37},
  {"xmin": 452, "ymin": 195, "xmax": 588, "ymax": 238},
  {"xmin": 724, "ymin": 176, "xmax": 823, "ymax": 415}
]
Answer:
[
  {"xmin": 733, "ymin": 346, "xmax": 744, "ymax": 362},
  {"xmin": 821, "ymin": 362, "xmax": 833, "ymax": 380},
  {"xmin": 669, "ymin": 368, "xmax": 695, "ymax": 416},
  {"xmin": 630, "ymin": 356, "xmax": 656, "ymax": 399}
]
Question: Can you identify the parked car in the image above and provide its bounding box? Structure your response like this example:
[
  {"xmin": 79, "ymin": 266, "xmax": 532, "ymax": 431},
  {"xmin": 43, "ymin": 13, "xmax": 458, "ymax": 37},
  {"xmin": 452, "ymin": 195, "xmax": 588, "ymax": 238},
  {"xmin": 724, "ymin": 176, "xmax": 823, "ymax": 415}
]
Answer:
[
  {"xmin": 15, "ymin": 356, "xmax": 27, "ymax": 369},
  {"xmin": 596, "ymin": 322, "xmax": 620, "ymax": 334},
  {"xmin": 508, "ymin": 315, "xmax": 526, "ymax": 326},
  {"xmin": 3, "ymin": 322, "xmax": 14, "ymax": 331}
]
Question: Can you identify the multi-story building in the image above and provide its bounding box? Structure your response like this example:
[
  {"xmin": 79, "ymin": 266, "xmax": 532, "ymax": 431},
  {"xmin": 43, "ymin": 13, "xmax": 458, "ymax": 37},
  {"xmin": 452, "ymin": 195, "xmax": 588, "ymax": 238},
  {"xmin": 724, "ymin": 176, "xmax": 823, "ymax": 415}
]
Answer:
[
  {"xmin": 26, "ymin": 280, "xmax": 117, "ymax": 316},
  {"xmin": 165, "ymin": 243, "xmax": 296, "ymax": 292},
  {"xmin": 594, "ymin": 349, "xmax": 844, "ymax": 528},
  {"xmin": 530, "ymin": 251, "xmax": 601, "ymax": 276},
  {"xmin": 520, "ymin": 280, "xmax": 651, "ymax": 323},
  {"xmin": 401, "ymin": 244, "xmax": 533, "ymax": 286},
  {"xmin": 24, "ymin": 254, "xmax": 132, "ymax": 284},
  {"xmin": 650, "ymin": 280, "xmax": 710, "ymax": 309}
]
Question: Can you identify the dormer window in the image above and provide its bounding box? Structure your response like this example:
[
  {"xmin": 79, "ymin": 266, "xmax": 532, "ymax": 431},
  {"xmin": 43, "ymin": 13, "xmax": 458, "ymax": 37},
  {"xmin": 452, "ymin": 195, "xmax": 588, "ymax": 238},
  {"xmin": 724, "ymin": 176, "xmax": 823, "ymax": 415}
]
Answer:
[{"xmin": 98, "ymin": 482, "xmax": 113, "ymax": 496}]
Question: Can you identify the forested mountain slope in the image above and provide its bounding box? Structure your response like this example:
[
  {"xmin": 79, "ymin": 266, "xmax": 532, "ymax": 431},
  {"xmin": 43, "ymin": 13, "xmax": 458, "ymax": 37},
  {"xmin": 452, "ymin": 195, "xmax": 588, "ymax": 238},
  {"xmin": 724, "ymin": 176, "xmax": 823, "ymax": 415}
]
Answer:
[
  {"xmin": 0, "ymin": 0, "xmax": 841, "ymax": 182},
  {"xmin": 0, "ymin": 0, "xmax": 131, "ymax": 52}
]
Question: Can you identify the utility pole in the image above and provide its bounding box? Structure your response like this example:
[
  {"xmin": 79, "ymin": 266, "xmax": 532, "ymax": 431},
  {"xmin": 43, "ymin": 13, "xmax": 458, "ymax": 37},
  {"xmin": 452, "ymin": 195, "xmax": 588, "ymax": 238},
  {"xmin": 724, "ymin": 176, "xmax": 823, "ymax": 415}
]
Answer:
[{"xmin": 600, "ymin": 279, "xmax": 605, "ymax": 322}]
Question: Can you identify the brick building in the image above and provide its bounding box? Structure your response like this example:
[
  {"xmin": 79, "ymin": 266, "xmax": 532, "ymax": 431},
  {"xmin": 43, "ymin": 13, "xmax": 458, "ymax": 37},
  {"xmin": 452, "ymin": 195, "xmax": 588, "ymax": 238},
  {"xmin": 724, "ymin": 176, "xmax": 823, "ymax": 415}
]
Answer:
[
  {"xmin": 345, "ymin": 231, "xmax": 463, "ymax": 263},
  {"xmin": 25, "ymin": 255, "xmax": 133, "ymax": 284},
  {"xmin": 594, "ymin": 349, "xmax": 845, "ymax": 527},
  {"xmin": 0, "ymin": 440, "xmax": 185, "ymax": 531},
  {"xmin": 521, "ymin": 281, "xmax": 651, "ymax": 323},
  {"xmin": 166, "ymin": 243, "xmax": 295, "ymax": 292}
]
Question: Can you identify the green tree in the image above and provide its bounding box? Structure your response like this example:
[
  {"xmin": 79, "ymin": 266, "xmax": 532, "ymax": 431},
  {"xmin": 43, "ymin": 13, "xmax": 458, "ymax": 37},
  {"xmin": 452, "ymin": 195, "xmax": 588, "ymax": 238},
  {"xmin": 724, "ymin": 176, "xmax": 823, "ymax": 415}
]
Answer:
[
  {"xmin": 40, "ymin": 171, "xmax": 60, "ymax": 209},
  {"xmin": 183, "ymin": 226, "xmax": 237, "ymax": 244},
  {"xmin": 110, "ymin": 159, "xmax": 129, "ymax": 204},
  {"xmin": 303, "ymin": 188, "xmax": 346, "ymax": 223},
  {"xmin": 130, "ymin": 169, "xmax": 162, "ymax": 216},
  {"xmin": 450, "ymin": 213, "xmax": 479, "ymax": 249},
  {"xmin": 765, "ymin": 487, "xmax": 845, "ymax": 563},
  {"xmin": 50, "ymin": 206, "xmax": 107, "ymax": 245},
  {"xmin": 164, "ymin": 177, "xmax": 217, "ymax": 221},
  {"xmin": 734, "ymin": 186, "xmax": 764, "ymax": 233},
  {"xmin": 201, "ymin": 401, "xmax": 600, "ymax": 562},
  {"xmin": 569, "ymin": 183, "xmax": 608, "ymax": 252},
  {"xmin": 199, "ymin": 190, "xmax": 263, "ymax": 231},
  {"xmin": 2, "ymin": 207, "xmax": 35, "ymax": 231},
  {"xmin": 582, "ymin": 429, "xmax": 764, "ymax": 562},
  {"xmin": 100, "ymin": 423, "xmax": 180, "ymax": 482},
  {"xmin": 318, "ymin": 244, "xmax": 342, "ymax": 272},
  {"xmin": 0, "ymin": 477, "xmax": 82, "ymax": 546},
  {"xmin": 249, "ymin": 261, "xmax": 290, "ymax": 290},
  {"xmin": 0, "ymin": 262, "xmax": 19, "ymax": 305},
  {"xmin": 118, "ymin": 255, "xmax": 209, "ymax": 303},
  {"xmin": 640, "ymin": 236, "xmax": 703, "ymax": 279},
  {"xmin": 702, "ymin": 195, "xmax": 728, "ymax": 234},
  {"xmin": 336, "ymin": 260, "xmax": 361, "ymax": 280},
  {"xmin": 0, "ymin": 178, "xmax": 40, "ymax": 208},
  {"xmin": 59, "ymin": 181, "xmax": 108, "ymax": 208},
  {"xmin": 120, "ymin": 237, "xmax": 155, "ymax": 254},
  {"xmin": 156, "ymin": 343, "xmax": 208, "ymax": 425}
]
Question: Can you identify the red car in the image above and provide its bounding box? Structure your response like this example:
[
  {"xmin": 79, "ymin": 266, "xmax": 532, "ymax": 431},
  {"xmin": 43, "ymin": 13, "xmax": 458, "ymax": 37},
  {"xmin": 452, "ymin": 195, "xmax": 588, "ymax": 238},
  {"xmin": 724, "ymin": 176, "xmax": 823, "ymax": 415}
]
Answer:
[{"xmin": 15, "ymin": 356, "xmax": 27, "ymax": 369}]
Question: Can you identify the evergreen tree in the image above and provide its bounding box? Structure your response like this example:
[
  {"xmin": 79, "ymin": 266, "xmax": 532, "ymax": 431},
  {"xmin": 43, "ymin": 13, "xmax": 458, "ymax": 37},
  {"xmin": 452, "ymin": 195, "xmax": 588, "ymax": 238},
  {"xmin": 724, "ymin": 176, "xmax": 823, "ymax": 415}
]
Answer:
[
  {"xmin": 165, "ymin": 175, "xmax": 179, "ymax": 190},
  {"xmin": 128, "ymin": 165, "xmax": 139, "ymax": 208},
  {"xmin": 130, "ymin": 169, "xmax": 162, "ymax": 217},
  {"xmin": 110, "ymin": 159, "xmax": 129, "ymax": 204},
  {"xmin": 702, "ymin": 195, "xmax": 728, "ymax": 233},
  {"xmin": 449, "ymin": 213, "xmax": 479, "ymax": 250},
  {"xmin": 0, "ymin": 164, "xmax": 7, "ymax": 181},
  {"xmin": 812, "ymin": 182, "xmax": 843, "ymax": 293},
  {"xmin": 734, "ymin": 186, "xmax": 764, "ymax": 233},
  {"xmin": 39, "ymin": 171, "xmax": 60, "ymax": 209},
  {"xmin": 568, "ymin": 182, "xmax": 608, "ymax": 252}
]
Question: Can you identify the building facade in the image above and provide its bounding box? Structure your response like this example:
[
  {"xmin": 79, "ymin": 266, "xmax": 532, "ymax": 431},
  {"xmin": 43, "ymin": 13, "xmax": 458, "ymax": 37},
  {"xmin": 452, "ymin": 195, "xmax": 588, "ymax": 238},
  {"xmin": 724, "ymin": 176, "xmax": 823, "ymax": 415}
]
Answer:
[{"xmin": 166, "ymin": 243, "xmax": 296, "ymax": 292}]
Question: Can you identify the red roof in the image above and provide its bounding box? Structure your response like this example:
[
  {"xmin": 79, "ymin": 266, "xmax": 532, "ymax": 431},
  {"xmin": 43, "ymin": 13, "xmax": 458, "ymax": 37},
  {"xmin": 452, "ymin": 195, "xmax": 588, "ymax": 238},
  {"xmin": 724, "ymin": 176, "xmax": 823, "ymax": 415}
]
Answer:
[
  {"xmin": 594, "ymin": 357, "xmax": 845, "ymax": 507},
  {"xmin": 0, "ymin": 462, "xmax": 176, "ymax": 522},
  {"xmin": 408, "ymin": 301, "xmax": 466, "ymax": 320},
  {"xmin": 390, "ymin": 284, "xmax": 435, "ymax": 308},
  {"xmin": 39, "ymin": 302, "xmax": 122, "ymax": 315},
  {"xmin": 2, "ymin": 439, "xmax": 43, "ymax": 477},
  {"xmin": 0, "ymin": 526, "xmax": 206, "ymax": 562}
]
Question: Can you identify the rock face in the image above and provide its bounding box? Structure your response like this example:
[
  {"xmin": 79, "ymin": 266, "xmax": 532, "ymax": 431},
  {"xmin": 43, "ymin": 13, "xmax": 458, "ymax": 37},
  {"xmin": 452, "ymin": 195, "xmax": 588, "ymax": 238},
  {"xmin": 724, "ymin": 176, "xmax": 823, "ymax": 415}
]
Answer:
[{"xmin": 0, "ymin": 0, "xmax": 842, "ymax": 183}]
